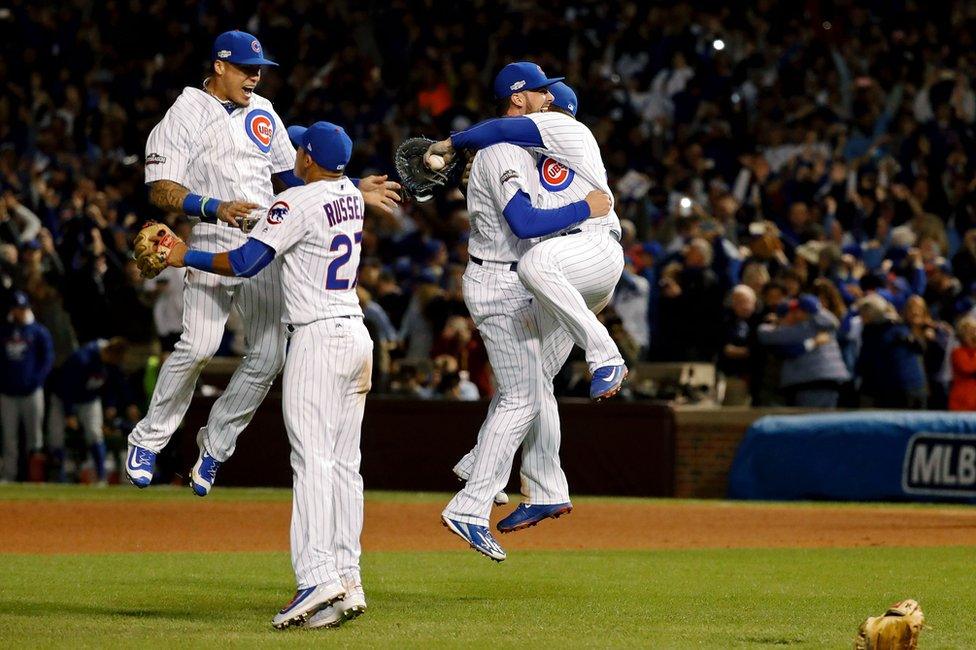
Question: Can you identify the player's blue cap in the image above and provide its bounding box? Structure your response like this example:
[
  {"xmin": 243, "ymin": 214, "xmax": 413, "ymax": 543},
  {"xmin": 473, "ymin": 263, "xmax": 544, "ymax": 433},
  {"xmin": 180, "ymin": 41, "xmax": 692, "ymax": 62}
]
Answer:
[
  {"xmin": 212, "ymin": 30, "xmax": 278, "ymax": 66},
  {"xmin": 493, "ymin": 61, "xmax": 564, "ymax": 99},
  {"xmin": 11, "ymin": 290, "xmax": 29, "ymax": 308},
  {"xmin": 288, "ymin": 122, "xmax": 352, "ymax": 172},
  {"xmin": 548, "ymin": 82, "xmax": 578, "ymax": 117}
]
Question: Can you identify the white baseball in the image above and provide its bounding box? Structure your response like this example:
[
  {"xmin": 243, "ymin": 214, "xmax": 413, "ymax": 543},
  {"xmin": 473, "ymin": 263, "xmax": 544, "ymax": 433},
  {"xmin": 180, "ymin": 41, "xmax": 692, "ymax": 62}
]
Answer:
[{"xmin": 427, "ymin": 154, "xmax": 446, "ymax": 171}]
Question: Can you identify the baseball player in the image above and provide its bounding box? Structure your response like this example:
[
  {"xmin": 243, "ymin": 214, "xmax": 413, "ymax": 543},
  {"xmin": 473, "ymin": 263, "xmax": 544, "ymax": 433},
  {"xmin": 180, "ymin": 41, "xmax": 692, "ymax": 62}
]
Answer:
[
  {"xmin": 149, "ymin": 122, "xmax": 372, "ymax": 630},
  {"xmin": 440, "ymin": 63, "xmax": 613, "ymax": 561},
  {"xmin": 126, "ymin": 30, "xmax": 397, "ymax": 495},
  {"xmin": 447, "ymin": 77, "xmax": 627, "ymax": 542},
  {"xmin": 427, "ymin": 80, "xmax": 627, "ymax": 399},
  {"xmin": 0, "ymin": 291, "xmax": 54, "ymax": 482}
]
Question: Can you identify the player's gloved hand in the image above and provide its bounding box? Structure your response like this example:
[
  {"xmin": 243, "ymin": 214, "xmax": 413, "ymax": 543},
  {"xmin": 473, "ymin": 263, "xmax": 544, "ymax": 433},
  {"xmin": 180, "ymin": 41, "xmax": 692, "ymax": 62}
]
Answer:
[
  {"xmin": 584, "ymin": 190, "xmax": 612, "ymax": 218},
  {"xmin": 424, "ymin": 138, "xmax": 456, "ymax": 168},
  {"xmin": 216, "ymin": 200, "xmax": 262, "ymax": 228},
  {"xmin": 134, "ymin": 221, "xmax": 187, "ymax": 275}
]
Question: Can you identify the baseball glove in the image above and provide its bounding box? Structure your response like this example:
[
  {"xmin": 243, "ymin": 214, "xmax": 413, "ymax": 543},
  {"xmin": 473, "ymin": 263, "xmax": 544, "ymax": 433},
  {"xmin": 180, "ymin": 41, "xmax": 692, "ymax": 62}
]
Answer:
[
  {"xmin": 854, "ymin": 599, "xmax": 925, "ymax": 650},
  {"xmin": 133, "ymin": 221, "xmax": 182, "ymax": 279},
  {"xmin": 394, "ymin": 136, "xmax": 462, "ymax": 202}
]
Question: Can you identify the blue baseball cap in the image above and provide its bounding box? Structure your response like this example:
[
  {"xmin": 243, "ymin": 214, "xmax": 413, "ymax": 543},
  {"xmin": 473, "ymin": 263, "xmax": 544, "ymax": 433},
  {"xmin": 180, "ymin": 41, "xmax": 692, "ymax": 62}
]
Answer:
[
  {"xmin": 288, "ymin": 122, "xmax": 353, "ymax": 172},
  {"xmin": 493, "ymin": 61, "xmax": 564, "ymax": 99},
  {"xmin": 548, "ymin": 82, "xmax": 578, "ymax": 116},
  {"xmin": 212, "ymin": 30, "xmax": 278, "ymax": 66}
]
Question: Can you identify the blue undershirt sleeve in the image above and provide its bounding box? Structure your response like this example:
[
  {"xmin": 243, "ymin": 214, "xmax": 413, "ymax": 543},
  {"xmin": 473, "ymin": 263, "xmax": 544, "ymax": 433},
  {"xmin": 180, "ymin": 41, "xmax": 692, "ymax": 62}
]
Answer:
[
  {"xmin": 502, "ymin": 190, "xmax": 590, "ymax": 239},
  {"xmin": 228, "ymin": 239, "xmax": 277, "ymax": 278},
  {"xmin": 275, "ymin": 170, "xmax": 304, "ymax": 188},
  {"xmin": 451, "ymin": 117, "xmax": 544, "ymax": 150}
]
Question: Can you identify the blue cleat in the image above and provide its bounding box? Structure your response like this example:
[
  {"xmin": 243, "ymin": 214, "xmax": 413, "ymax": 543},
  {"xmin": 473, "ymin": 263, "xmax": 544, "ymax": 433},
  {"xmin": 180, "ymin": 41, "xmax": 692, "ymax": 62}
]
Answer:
[
  {"xmin": 590, "ymin": 364, "xmax": 628, "ymax": 401},
  {"xmin": 125, "ymin": 443, "xmax": 156, "ymax": 488},
  {"xmin": 190, "ymin": 437, "xmax": 222, "ymax": 497},
  {"xmin": 271, "ymin": 582, "xmax": 346, "ymax": 630},
  {"xmin": 441, "ymin": 515, "xmax": 507, "ymax": 561},
  {"xmin": 496, "ymin": 502, "xmax": 573, "ymax": 533}
]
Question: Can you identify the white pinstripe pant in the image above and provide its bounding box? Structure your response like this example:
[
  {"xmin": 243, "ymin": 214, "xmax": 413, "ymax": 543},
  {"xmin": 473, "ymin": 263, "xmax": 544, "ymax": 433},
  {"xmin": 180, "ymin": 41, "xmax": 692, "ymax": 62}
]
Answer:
[
  {"xmin": 518, "ymin": 229, "xmax": 624, "ymax": 372},
  {"xmin": 129, "ymin": 260, "xmax": 287, "ymax": 460},
  {"xmin": 284, "ymin": 317, "xmax": 372, "ymax": 589},
  {"xmin": 444, "ymin": 262, "xmax": 574, "ymax": 526}
]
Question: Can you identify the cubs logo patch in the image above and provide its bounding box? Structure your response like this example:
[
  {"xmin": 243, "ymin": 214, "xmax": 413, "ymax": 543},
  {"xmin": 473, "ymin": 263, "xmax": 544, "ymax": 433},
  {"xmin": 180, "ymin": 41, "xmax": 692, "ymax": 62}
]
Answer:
[
  {"xmin": 266, "ymin": 200, "xmax": 289, "ymax": 225},
  {"xmin": 245, "ymin": 109, "xmax": 275, "ymax": 153},
  {"xmin": 251, "ymin": 39, "xmax": 261, "ymax": 53},
  {"xmin": 538, "ymin": 157, "xmax": 575, "ymax": 192}
]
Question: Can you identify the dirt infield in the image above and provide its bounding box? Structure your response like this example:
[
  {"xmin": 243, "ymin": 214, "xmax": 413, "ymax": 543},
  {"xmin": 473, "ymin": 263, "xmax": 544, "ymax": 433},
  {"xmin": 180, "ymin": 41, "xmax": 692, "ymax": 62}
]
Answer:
[{"xmin": 3, "ymin": 497, "xmax": 976, "ymax": 554}]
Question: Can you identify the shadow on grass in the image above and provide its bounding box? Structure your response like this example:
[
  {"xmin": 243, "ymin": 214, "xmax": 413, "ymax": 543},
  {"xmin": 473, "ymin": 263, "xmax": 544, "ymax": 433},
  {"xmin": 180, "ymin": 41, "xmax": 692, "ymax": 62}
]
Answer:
[{"xmin": 0, "ymin": 600, "xmax": 201, "ymax": 620}]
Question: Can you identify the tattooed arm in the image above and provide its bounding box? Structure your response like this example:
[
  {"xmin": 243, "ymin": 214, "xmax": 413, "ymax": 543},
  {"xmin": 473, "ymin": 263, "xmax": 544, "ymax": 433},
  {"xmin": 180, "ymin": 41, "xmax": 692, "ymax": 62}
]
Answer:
[{"xmin": 148, "ymin": 180, "xmax": 259, "ymax": 226}]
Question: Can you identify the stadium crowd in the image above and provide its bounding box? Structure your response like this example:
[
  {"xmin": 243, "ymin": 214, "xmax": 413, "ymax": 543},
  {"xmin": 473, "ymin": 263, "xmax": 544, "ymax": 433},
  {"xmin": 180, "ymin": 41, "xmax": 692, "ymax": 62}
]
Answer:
[{"xmin": 1, "ymin": 1, "xmax": 976, "ymax": 481}]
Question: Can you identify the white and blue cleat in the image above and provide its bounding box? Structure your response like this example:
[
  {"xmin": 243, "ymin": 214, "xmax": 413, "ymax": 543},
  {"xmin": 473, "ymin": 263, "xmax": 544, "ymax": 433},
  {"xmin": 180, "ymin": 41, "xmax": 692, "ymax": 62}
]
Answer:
[
  {"xmin": 272, "ymin": 582, "xmax": 346, "ymax": 630},
  {"xmin": 441, "ymin": 515, "xmax": 507, "ymax": 562},
  {"xmin": 125, "ymin": 444, "xmax": 156, "ymax": 488},
  {"xmin": 190, "ymin": 442, "xmax": 222, "ymax": 497},
  {"xmin": 589, "ymin": 364, "xmax": 628, "ymax": 401},
  {"xmin": 305, "ymin": 585, "xmax": 367, "ymax": 629},
  {"xmin": 496, "ymin": 502, "xmax": 573, "ymax": 533}
]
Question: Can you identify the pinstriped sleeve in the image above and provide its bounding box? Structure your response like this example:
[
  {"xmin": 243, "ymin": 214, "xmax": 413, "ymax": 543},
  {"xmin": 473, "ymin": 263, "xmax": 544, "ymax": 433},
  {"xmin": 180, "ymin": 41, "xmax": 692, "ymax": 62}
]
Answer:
[
  {"xmin": 481, "ymin": 144, "xmax": 535, "ymax": 209},
  {"xmin": 145, "ymin": 101, "xmax": 193, "ymax": 186},
  {"xmin": 268, "ymin": 105, "xmax": 296, "ymax": 174}
]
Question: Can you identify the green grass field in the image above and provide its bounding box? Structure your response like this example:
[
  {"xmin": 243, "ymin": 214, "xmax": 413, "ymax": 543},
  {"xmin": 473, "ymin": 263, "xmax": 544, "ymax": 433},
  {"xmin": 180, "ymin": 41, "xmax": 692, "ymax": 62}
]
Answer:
[{"xmin": 1, "ymin": 486, "xmax": 972, "ymax": 648}]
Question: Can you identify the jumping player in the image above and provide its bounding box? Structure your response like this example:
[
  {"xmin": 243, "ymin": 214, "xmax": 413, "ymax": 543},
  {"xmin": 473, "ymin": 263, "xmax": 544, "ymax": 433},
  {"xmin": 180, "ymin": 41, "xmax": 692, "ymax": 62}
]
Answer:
[
  {"xmin": 152, "ymin": 122, "xmax": 372, "ymax": 630},
  {"xmin": 126, "ymin": 30, "xmax": 397, "ymax": 495},
  {"xmin": 427, "ymin": 80, "xmax": 627, "ymax": 399},
  {"xmin": 440, "ymin": 63, "xmax": 612, "ymax": 560}
]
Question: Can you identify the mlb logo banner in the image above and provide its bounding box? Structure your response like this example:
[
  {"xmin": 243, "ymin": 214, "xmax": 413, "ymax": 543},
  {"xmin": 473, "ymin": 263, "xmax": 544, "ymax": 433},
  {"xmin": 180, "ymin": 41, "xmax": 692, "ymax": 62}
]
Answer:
[{"xmin": 902, "ymin": 432, "xmax": 976, "ymax": 498}]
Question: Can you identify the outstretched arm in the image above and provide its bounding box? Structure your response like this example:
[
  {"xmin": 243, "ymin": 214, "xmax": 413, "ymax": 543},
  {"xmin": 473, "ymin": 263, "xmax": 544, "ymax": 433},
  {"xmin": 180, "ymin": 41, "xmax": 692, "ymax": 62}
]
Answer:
[
  {"xmin": 426, "ymin": 118, "xmax": 544, "ymax": 167},
  {"xmin": 164, "ymin": 237, "xmax": 276, "ymax": 278}
]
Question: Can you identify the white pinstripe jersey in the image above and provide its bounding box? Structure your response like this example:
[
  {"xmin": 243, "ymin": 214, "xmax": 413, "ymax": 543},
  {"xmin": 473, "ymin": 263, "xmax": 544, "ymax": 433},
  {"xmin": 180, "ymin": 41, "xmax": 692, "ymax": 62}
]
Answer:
[
  {"xmin": 249, "ymin": 179, "xmax": 364, "ymax": 326},
  {"xmin": 145, "ymin": 87, "xmax": 295, "ymax": 252},
  {"xmin": 526, "ymin": 112, "xmax": 621, "ymax": 236},
  {"xmin": 465, "ymin": 143, "xmax": 542, "ymax": 261}
]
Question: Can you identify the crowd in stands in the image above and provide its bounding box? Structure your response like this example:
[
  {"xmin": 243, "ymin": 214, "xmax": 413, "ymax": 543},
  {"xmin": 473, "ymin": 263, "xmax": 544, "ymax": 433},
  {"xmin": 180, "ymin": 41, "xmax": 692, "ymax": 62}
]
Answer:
[{"xmin": 1, "ymin": 1, "xmax": 976, "ymax": 481}]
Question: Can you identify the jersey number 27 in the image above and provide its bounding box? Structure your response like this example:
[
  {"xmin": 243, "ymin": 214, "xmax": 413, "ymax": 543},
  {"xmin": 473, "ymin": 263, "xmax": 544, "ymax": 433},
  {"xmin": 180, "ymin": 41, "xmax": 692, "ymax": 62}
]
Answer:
[{"xmin": 325, "ymin": 231, "xmax": 362, "ymax": 290}]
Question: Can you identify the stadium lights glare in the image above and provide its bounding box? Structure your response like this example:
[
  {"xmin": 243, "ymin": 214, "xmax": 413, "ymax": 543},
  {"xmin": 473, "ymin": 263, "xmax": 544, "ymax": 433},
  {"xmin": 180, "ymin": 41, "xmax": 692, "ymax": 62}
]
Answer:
[{"xmin": 713, "ymin": 39, "xmax": 725, "ymax": 51}]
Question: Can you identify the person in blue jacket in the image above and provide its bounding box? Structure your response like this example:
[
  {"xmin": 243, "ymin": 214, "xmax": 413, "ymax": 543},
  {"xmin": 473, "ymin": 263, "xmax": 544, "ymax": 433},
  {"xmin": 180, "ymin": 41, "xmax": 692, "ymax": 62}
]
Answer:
[
  {"xmin": 47, "ymin": 337, "xmax": 128, "ymax": 483},
  {"xmin": 0, "ymin": 291, "xmax": 54, "ymax": 481}
]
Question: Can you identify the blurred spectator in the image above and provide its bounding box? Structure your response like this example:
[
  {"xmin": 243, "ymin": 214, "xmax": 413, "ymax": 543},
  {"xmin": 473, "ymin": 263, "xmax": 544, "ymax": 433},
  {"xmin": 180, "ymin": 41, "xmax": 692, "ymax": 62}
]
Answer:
[
  {"xmin": 757, "ymin": 294, "xmax": 850, "ymax": 407},
  {"xmin": 432, "ymin": 355, "xmax": 479, "ymax": 400},
  {"xmin": 903, "ymin": 295, "xmax": 953, "ymax": 409},
  {"xmin": 657, "ymin": 238, "xmax": 723, "ymax": 360},
  {"xmin": 613, "ymin": 264, "xmax": 651, "ymax": 358},
  {"xmin": 145, "ymin": 265, "xmax": 185, "ymax": 352},
  {"xmin": 47, "ymin": 338, "xmax": 129, "ymax": 484},
  {"xmin": 857, "ymin": 294, "xmax": 928, "ymax": 409},
  {"xmin": 0, "ymin": 292, "xmax": 53, "ymax": 482},
  {"xmin": 717, "ymin": 285, "xmax": 759, "ymax": 405},
  {"xmin": 949, "ymin": 315, "xmax": 976, "ymax": 411}
]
